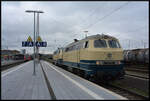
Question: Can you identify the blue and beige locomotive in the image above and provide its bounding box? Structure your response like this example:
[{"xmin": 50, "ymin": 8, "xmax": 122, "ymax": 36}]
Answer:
[{"xmin": 53, "ymin": 34, "xmax": 125, "ymax": 80}]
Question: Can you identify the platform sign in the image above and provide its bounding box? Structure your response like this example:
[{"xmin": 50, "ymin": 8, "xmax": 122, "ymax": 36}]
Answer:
[
  {"xmin": 22, "ymin": 41, "xmax": 34, "ymax": 47},
  {"xmin": 22, "ymin": 36, "xmax": 47, "ymax": 47},
  {"xmin": 22, "ymin": 36, "xmax": 34, "ymax": 47},
  {"xmin": 22, "ymin": 41, "xmax": 47, "ymax": 47},
  {"xmin": 42, "ymin": 42, "xmax": 47, "ymax": 47},
  {"xmin": 36, "ymin": 36, "xmax": 47, "ymax": 47},
  {"xmin": 36, "ymin": 41, "xmax": 47, "ymax": 47},
  {"xmin": 37, "ymin": 36, "xmax": 42, "ymax": 42},
  {"xmin": 36, "ymin": 42, "xmax": 41, "ymax": 47},
  {"xmin": 27, "ymin": 36, "xmax": 33, "ymax": 42},
  {"xmin": 28, "ymin": 42, "xmax": 34, "ymax": 47}
]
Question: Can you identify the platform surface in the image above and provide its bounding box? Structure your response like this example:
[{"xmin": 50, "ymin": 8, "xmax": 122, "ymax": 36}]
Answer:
[
  {"xmin": 1, "ymin": 60, "xmax": 127, "ymax": 100},
  {"xmin": 41, "ymin": 60, "xmax": 127, "ymax": 100},
  {"xmin": 1, "ymin": 61, "xmax": 51, "ymax": 100}
]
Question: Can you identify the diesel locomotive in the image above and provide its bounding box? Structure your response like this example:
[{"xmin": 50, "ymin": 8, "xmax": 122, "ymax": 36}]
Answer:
[{"xmin": 53, "ymin": 34, "xmax": 125, "ymax": 80}]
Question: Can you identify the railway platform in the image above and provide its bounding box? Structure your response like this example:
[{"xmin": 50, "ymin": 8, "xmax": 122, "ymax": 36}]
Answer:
[
  {"xmin": 1, "ymin": 61, "xmax": 51, "ymax": 99},
  {"xmin": 1, "ymin": 60, "xmax": 127, "ymax": 100}
]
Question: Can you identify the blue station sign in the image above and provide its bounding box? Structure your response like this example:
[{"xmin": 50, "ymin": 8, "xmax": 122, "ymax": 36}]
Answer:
[
  {"xmin": 22, "ymin": 41, "xmax": 34, "ymax": 47},
  {"xmin": 22, "ymin": 36, "xmax": 47, "ymax": 47},
  {"xmin": 22, "ymin": 41, "xmax": 47, "ymax": 47},
  {"xmin": 36, "ymin": 41, "xmax": 47, "ymax": 47}
]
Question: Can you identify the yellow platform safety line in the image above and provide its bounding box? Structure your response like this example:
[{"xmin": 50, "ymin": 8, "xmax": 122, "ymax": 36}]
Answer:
[
  {"xmin": 37, "ymin": 36, "xmax": 42, "ymax": 42},
  {"xmin": 27, "ymin": 36, "xmax": 33, "ymax": 42}
]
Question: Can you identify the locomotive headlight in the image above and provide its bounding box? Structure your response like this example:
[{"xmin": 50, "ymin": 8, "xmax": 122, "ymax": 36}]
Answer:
[
  {"xmin": 96, "ymin": 61, "xmax": 103, "ymax": 65},
  {"xmin": 96, "ymin": 61, "xmax": 100, "ymax": 65},
  {"xmin": 118, "ymin": 61, "xmax": 121, "ymax": 64},
  {"xmin": 116, "ymin": 61, "xmax": 121, "ymax": 64}
]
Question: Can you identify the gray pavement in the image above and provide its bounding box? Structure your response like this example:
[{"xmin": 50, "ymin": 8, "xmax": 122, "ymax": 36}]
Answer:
[
  {"xmin": 41, "ymin": 60, "xmax": 127, "ymax": 100},
  {"xmin": 1, "ymin": 61, "xmax": 51, "ymax": 100},
  {"xmin": 1, "ymin": 60, "xmax": 128, "ymax": 100}
]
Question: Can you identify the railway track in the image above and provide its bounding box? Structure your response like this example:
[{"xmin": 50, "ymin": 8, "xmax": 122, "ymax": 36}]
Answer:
[
  {"xmin": 90, "ymin": 73, "xmax": 149, "ymax": 100},
  {"xmin": 125, "ymin": 68, "xmax": 149, "ymax": 73},
  {"xmin": 1, "ymin": 60, "xmax": 28, "ymax": 71},
  {"xmin": 125, "ymin": 74, "xmax": 149, "ymax": 79},
  {"xmin": 72, "ymin": 71, "xmax": 149, "ymax": 99},
  {"xmin": 125, "ymin": 67, "xmax": 149, "ymax": 79},
  {"xmin": 88, "ymin": 75, "xmax": 148, "ymax": 100},
  {"xmin": 91, "ymin": 74, "xmax": 149, "ymax": 100},
  {"xmin": 97, "ymin": 82, "xmax": 148, "ymax": 100}
]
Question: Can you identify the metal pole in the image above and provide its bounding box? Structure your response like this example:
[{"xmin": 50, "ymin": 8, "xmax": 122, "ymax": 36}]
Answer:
[
  {"xmin": 36, "ymin": 13, "xmax": 38, "ymax": 62},
  {"xmin": 36, "ymin": 13, "xmax": 40, "ymax": 62},
  {"xmin": 129, "ymin": 40, "xmax": 130, "ymax": 50},
  {"xmin": 33, "ymin": 12, "xmax": 36, "ymax": 75},
  {"xmin": 37, "ymin": 13, "xmax": 39, "ymax": 62},
  {"xmin": 144, "ymin": 42, "xmax": 146, "ymax": 49},
  {"xmin": 25, "ymin": 10, "xmax": 43, "ymax": 75}
]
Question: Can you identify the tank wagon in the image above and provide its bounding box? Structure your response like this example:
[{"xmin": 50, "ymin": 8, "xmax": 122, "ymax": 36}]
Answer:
[
  {"xmin": 53, "ymin": 34, "xmax": 125, "ymax": 80},
  {"xmin": 145, "ymin": 49, "xmax": 149, "ymax": 64},
  {"xmin": 123, "ymin": 48, "xmax": 149, "ymax": 64}
]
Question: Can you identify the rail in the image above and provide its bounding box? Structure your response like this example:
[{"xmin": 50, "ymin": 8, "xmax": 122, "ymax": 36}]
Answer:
[
  {"xmin": 108, "ymin": 82, "xmax": 149, "ymax": 100},
  {"xmin": 1, "ymin": 60, "xmax": 29, "ymax": 71},
  {"xmin": 125, "ymin": 74, "xmax": 149, "ymax": 79}
]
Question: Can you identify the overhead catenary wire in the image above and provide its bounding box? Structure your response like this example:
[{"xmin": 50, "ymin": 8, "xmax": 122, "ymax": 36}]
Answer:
[
  {"xmin": 120, "ymin": 38, "xmax": 148, "ymax": 50},
  {"xmin": 69, "ymin": 3, "xmax": 108, "ymax": 38},
  {"xmin": 84, "ymin": 1, "xmax": 130, "ymax": 30},
  {"xmin": 43, "ymin": 2, "xmax": 130, "ymax": 49},
  {"xmin": 79, "ymin": 2, "xmax": 108, "ymax": 28},
  {"xmin": 120, "ymin": 24, "xmax": 148, "ymax": 49},
  {"xmin": 71, "ymin": 2, "xmax": 130, "ymax": 38},
  {"xmin": 124, "ymin": 25, "xmax": 148, "ymax": 33}
]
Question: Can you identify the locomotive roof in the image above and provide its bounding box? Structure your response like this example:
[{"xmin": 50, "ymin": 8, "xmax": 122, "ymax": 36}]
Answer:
[
  {"xmin": 84, "ymin": 34, "xmax": 117, "ymax": 40},
  {"xmin": 65, "ymin": 34, "xmax": 118, "ymax": 48}
]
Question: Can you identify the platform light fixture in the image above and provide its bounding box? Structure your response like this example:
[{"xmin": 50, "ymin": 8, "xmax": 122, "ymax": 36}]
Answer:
[{"xmin": 25, "ymin": 10, "xmax": 44, "ymax": 76}]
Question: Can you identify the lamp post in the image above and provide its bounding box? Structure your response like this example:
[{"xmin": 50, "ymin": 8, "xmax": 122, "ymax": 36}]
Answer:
[
  {"xmin": 36, "ymin": 11, "xmax": 44, "ymax": 62},
  {"xmin": 25, "ymin": 10, "xmax": 44, "ymax": 75},
  {"xmin": 25, "ymin": 10, "xmax": 36, "ymax": 75}
]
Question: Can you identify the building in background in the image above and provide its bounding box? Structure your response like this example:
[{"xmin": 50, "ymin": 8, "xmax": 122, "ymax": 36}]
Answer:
[{"xmin": 1, "ymin": 50, "xmax": 20, "ymax": 60}]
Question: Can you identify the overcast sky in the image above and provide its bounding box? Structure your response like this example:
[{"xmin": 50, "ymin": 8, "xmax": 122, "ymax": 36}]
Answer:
[{"xmin": 2, "ymin": 1, "xmax": 149, "ymax": 54}]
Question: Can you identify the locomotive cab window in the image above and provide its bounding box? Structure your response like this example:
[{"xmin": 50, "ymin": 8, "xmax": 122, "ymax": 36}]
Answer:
[
  {"xmin": 94, "ymin": 39, "xmax": 107, "ymax": 48},
  {"xmin": 84, "ymin": 41, "xmax": 89, "ymax": 48},
  {"xmin": 108, "ymin": 40, "xmax": 121, "ymax": 48}
]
